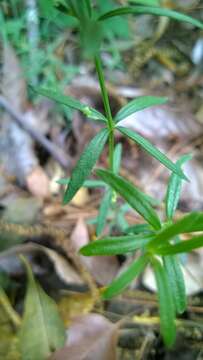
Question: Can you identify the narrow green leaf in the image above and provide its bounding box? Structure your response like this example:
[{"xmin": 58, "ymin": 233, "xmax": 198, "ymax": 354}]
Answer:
[
  {"xmin": 163, "ymin": 256, "xmax": 186, "ymax": 314},
  {"xmin": 31, "ymin": 87, "xmax": 107, "ymax": 123},
  {"xmin": 39, "ymin": 0, "xmax": 78, "ymax": 24},
  {"xmin": 99, "ymin": 6, "xmax": 203, "ymax": 30},
  {"xmin": 80, "ymin": 233, "xmax": 155, "ymax": 256},
  {"xmin": 96, "ymin": 188, "xmax": 112, "ymax": 236},
  {"xmin": 166, "ymin": 154, "xmax": 192, "ymax": 220},
  {"xmin": 115, "ymin": 96, "xmax": 168, "ymax": 122},
  {"xmin": 130, "ymin": 0, "xmax": 160, "ymax": 5},
  {"xmin": 116, "ymin": 211, "xmax": 130, "ymax": 232},
  {"xmin": 142, "ymin": 193, "xmax": 160, "ymax": 207},
  {"xmin": 84, "ymin": 0, "xmax": 92, "ymax": 17},
  {"xmin": 113, "ymin": 143, "xmax": 122, "ymax": 174},
  {"xmin": 116, "ymin": 204, "xmax": 132, "ymax": 232},
  {"xmin": 103, "ymin": 254, "xmax": 149, "ymax": 299},
  {"xmin": 149, "ymin": 212, "xmax": 203, "ymax": 249},
  {"xmin": 125, "ymin": 223, "xmax": 152, "ymax": 235},
  {"xmin": 55, "ymin": 2, "xmax": 77, "ymax": 18},
  {"xmin": 157, "ymin": 235, "xmax": 203, "ymax": 256},
  {"xmin": 67, "ymin": 0, "xmax": 79, "ymax": 18},
  {"xmin": 68, "ymin": 0, "xmax": 88, "ymax": 19},
  {"xmin": 19, "ymin": 256, "xmax": 65, "ymax": 360},
  {"xmin": 57, "ymin": 178, "xmax": 106, "ymax": 188},
  {"xmin": 63, "ymin": 128, "xmax": 108, "ymax": 204},
  {"xmin": 117, "ymin": 126, "xmax": 187, "ymax": 180},
  {"xmin": 152, "ymin": 258, "xmax": 176, "ymax": 347},
  {"xmin": 96, "ymin": 169, "xmax": 161, "ymax": 230}
]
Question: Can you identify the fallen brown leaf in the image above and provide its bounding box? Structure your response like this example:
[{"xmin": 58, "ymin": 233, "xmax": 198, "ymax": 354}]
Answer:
[
  {"xmin": 120, "ymin": 105, "xmax": 203, "ymax": 141},
  {"xmin": 71, "ymin": 187, "xmax": 90, "ymax": 207},
  {"xmin": 0, "ymin": 243, "xmax": 83, "ymax": 286},
  {"xmin": 50, "ymin": 313, "xmax": 119, "ymax": 360},
  {"xmin": 26, "ymin": 165, "xmax": 50, "ymax": 199},
  {"xmin": 70, "ymin": 218, "xmax": 119, "ymax": 285}
]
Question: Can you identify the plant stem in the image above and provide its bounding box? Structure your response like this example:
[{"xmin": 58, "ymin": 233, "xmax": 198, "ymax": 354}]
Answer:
[{"xmin": 94, "ymin": 55, "xmax": 114, "ymax": 170}]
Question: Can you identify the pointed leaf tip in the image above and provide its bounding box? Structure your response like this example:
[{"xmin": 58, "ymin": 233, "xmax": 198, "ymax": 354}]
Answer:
[
  {"xmin": 99, "ymin": 6, "xmax": 203, "ymax": 30},
  {"xmin": 19, "ymin": 256, "xmax": 65, "ymax": 360},
  {"xmin": 117, "ymin": 126, "xmax": 188, "ymax": 180},
  {"xmin": 166, "ymin": 154, "xmax": 192, "ymax": 220},
  {"xmin": 103, "ymin": 255, "xmax": 149, "ymax": 299},
  {"xmin": 115, "ymin": 96, "xmax": 168, "ymax": 122},
  {"xmin": 96, "ymin": 169, "xmax": 161, "ymax": 230},
  {"xmin": 80, "ymin": 233, "xmax": 155, "ymax": 256},
  {"xmin": 63, "ymin": 129, "xmax": 108, "ymax": 204}
]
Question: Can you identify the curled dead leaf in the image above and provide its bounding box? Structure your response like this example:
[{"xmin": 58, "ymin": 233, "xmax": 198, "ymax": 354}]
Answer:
[{"xmin": 0, "ymin": 243, "xmax": 83, "ymax": 286}]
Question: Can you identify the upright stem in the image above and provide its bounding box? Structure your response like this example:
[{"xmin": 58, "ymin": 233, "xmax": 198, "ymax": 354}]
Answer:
[{"xmin": 94, "ymin": 55, "xmax": 114, "ymax": 170}]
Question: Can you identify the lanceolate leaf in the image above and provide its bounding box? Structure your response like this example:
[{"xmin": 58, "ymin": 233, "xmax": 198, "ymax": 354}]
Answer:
[
  {"xmin": 117, "ymin": 126, "xmax": 187, "ymax": 180},
  {"xmin": 149, "ymin": 212, "xmax": 203, "ymax": 249},
  {"xmin": 19, "ymin": 257, "xmax": 65, "ymax": 360},
  {"xmin": 99, "ymin": 6, "xmax": 203, "ymax": 30},
  {"xmin": 115, "ymin": 96, "xmax": 168, "ymax": 122},
  {"xmin": 113, "ymin": 143, "xmax": 122, "ymax": 174},
  {"xmin": 125, "ymin": 223, "xmax": 152, "ymax": 235},
  {"xmin": 84, "ymin": 0, "xmax": 92, "ymax": 17},
  {"xmin": 68, "ymin": 0, "xmax": 89, "ymax": 20},
  {"xmin": 166, "ymin": 154, "xmax": 192, "ymax": 220},
  {"xmin": 96, "ymin": 188, "xmax": 112, "ymax": 236},
  {"xmin": 163, "ymin": 256, "xmax": 186, "ymax": 314},
  {"xmin": 130, "ymin": 0, "xmax": 160, "ymax": 5},
  {"xmin": 152, "ymin": 258, "xmax": 176, "ymax": 347},
  {"xmin": 80, "ymin": 233, "xmax": 155, "ymax": 256},
  {"xmin": 157, "ymin": 235, "xmax": 203, "ymax": 256},
  {"xmin": 55, "ymin": 2, "xmax": 77, "ymax": 19},
  {"xmin": 57, "ymin": 178, "xmax": 106, "ymax": 188},
  {"xmin": 31, "ymin": 87, "xmax": 107, "ymax": 122},
  {"xmin": 63, "ymin": 128, "xmax": 108, "ymax": 204},
  {"xmin": 39, "ymin": 0, "xmax": 78, "ymax": 25},
  {"xmin": 103, "ymin": 254, "xmax": 149, "ymax": 299},
  {"xmin": 67, "ymin": 0, "xmax": 79, "ymax": 18},
  {"xmin": 96, "ymin": 169, "xmax": 161, "ymax": 230}
]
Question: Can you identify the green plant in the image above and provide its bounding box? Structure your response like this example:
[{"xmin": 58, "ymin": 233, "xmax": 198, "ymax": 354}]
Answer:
[{"xmin": 33, "ymin": 0, "xmax": 203, "ymax": 347}]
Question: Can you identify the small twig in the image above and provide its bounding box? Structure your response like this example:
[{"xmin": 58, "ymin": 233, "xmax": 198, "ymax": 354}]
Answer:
[
  {"xmin": 124, "ymin": 291, "xmax": 203, "ymax": 315},
  {"xmin": 132, "ymin": 315, "xmax": 203, "ymax": 331},
  {"xmin": 137, "ymin": 332, "xmax": 155, "ymax": 360},
  {"xmin": 67, "ymin": 252, "xmax": 100, "ymax": 305},
  {"xmin": 0, "ymin": 287, "xmax": 21, "ymax": 328},
  {"xmin": 0, "ymin": 95, "xmax": 70, "ymax": 168}
]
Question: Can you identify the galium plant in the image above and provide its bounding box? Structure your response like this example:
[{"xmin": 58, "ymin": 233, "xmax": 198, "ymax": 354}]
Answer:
[{"xmin": 34, "ymin": 0, "xmax": 203, "ymax": 347}]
